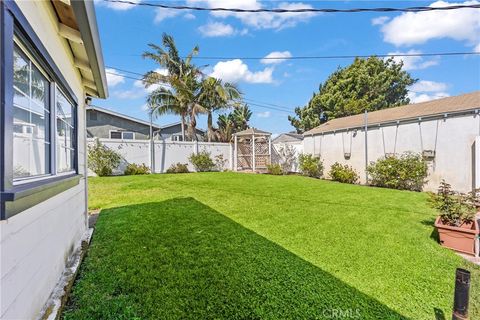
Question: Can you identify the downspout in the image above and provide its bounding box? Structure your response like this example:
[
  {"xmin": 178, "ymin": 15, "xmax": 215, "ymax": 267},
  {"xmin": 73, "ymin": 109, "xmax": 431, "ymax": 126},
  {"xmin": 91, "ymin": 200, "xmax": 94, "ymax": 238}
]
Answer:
[
  {"xmin": 364, "ymin": 109, "xmax": 369, "ymax": 184},
  {"xmin": 84, "ymin": 97, "xmax": 91, "ymax": 229}
]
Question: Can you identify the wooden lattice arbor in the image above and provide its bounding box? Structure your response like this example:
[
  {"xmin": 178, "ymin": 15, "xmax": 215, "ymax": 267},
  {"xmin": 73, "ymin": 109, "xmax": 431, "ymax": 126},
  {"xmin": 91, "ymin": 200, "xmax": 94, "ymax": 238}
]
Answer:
[{"xmin": 233, "ymin": 128, "xmax": 272, "ymax": 172}]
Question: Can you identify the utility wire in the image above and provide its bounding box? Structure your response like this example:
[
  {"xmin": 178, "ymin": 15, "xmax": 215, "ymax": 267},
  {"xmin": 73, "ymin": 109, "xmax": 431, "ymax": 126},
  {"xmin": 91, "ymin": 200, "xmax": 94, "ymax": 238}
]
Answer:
[
  {"xmin": 102, "ymin": 0, "xmax": 480, "ymax": 13},
  {"xmin": 104, "ymin": 71, "xmax": 296, "ymax": 113}
]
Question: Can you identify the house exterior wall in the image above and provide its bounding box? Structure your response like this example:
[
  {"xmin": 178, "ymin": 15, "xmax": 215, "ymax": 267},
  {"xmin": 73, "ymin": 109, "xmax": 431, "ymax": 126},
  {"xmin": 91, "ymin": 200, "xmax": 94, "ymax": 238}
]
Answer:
[
  {"xmin": 86, "ymin": 110, "xmax": 154, "ymax": 140},
  {"xmin": 303, "ymin": 113, "xmax": 480, "ymax": 192},
  {"xmin": 0, "ymin": 2, "xmax": 88, "ymax": 319}
]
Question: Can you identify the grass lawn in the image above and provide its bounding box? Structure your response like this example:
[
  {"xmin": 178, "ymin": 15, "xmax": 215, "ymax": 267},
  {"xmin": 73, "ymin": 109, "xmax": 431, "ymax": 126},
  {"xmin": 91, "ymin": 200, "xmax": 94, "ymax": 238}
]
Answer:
[{"xmin": 63, "ymin": 173, "xmax": 480, "ymax": 319}]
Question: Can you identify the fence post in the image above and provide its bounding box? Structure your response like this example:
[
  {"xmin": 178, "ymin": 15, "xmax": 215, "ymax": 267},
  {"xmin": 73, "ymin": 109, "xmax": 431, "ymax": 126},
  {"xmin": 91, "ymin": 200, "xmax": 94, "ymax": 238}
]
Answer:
[
  {"xmin": 229, "ymin": 143, "xmax": 233, "ymax": 170},
  {"xmin": 452, "ymin": 268, "xmax": 470, "ymax": 320},
  {"xmin": 234, "ymin": 135, "xmax": 238, "ymax": 171}
]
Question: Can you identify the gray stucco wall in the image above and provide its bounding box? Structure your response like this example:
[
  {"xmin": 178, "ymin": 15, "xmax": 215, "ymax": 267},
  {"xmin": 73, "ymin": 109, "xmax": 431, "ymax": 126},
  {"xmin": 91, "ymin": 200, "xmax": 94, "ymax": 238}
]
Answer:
[{"xmin": 86, "ymin": 110, "xmax": 154, "ymax": 140}]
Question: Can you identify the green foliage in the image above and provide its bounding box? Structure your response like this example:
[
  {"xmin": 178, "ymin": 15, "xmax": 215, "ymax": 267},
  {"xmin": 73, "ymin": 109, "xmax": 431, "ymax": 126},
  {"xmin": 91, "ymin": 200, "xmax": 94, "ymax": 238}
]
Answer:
[
  {"xmin": 166, "ymin": 163, "xmax": 189, "ymax": 173},
  {"xmin": 124, "ymin": 163, "xmax": 150, "ymax": 175},
  {"xmin": 298, "ymin": 154, "xmax": 323, "ymax": 178},
  {"xmin": 87, "ymin": 139, "xmax": 121, "ymax": 176},
  {"xmin": 289, "ymin": 57, "xmax": 417, "ymax": 133},
  {"xmin": 366, "ymin": 152, "xmax": 428, "ymax": 191},
  {"xmin": 428, "ymin": 180, "xmax": 476, "ymax": 226},
  {"xmin": 266, "ymin": 163, "xmax": 283, "ymax": 175},
  {"xmin": 216, "ymin": 104, "xmax": 253, "ymax": 142},
  {"xmin": 329, "ymin": 162, "xmax": 359, "ymax": 184},
  {"xmin": 189, "ymin": 151, "xmax": 215, "ymax": 172},
  {"xmin": 68, "ymin": 174, "xmax": 480, "ymax": 319}
]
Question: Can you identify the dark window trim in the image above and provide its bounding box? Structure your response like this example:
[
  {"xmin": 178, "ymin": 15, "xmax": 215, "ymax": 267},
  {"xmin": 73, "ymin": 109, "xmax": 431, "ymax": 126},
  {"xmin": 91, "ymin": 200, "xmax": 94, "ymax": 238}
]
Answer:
[{"xmin": 1, "ymin": 1, "xmax": 81, "ymax": 219}]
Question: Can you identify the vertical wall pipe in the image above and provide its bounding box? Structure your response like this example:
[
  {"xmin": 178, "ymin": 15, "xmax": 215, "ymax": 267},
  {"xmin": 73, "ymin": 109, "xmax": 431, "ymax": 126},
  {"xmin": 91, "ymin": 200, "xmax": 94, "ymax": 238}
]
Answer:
[{"xmin": 364, "ymin": 110, "xmax": 368, "ymax": 183}]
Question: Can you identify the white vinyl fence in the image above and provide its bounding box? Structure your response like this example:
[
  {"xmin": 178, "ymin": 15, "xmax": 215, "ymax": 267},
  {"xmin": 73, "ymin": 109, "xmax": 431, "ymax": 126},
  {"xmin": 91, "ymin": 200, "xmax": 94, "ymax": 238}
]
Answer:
[{"xmin": 87, "ymin": 138, "xmax": 233, "ymax": 175}]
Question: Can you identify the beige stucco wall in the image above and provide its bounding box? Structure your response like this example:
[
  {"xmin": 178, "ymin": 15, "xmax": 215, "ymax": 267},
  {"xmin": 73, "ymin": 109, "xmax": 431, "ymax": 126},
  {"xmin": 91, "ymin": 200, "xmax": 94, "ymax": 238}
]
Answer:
[
  {"xmin": 303, "ymin": 113, "xmax": 480, "ymax": 192},
  {"xmin": 0, "ymin": 1, "xmax": 88, "ymax": 319}
]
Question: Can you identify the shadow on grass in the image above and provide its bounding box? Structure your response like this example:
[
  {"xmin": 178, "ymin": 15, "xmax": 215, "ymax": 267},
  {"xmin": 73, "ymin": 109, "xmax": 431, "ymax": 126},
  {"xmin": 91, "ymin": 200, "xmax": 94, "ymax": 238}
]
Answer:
[
  {"xmin": 64, "ymin": 198, "xmax": 409, "ymax": 320},
  {"xmin": 421, "ymin": 218, "xmax": 440, "ymax": 242}
]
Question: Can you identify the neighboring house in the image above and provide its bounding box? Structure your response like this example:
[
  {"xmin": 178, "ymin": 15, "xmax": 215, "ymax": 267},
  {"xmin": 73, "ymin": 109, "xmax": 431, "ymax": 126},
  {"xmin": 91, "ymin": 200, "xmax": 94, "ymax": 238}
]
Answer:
[
  {"xmin": 86, "ymin": 105, "xmax": 205, "ymax": 141},
  {"xmin": 273, "ymin": 132, "xmax": 304, "ymax": 145},
  {"xmin": 0, "ymin": 1, "xmax": 107, "ymax": 319},
  {"xmin": 303, "ymin": 91, "xmax": 480, "ymax": 192}
]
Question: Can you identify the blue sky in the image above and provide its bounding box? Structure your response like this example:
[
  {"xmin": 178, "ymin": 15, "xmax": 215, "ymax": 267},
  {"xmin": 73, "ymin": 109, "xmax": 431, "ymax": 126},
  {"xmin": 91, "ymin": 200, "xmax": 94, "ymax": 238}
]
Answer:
[{"xmin": 92, "ymin": 0, "xmax": 480, "ymax": 135}]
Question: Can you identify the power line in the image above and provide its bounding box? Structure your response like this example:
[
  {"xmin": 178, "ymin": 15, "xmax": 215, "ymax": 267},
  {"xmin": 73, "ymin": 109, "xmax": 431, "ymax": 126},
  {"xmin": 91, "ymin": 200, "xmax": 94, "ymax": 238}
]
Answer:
[
  {"xmin": 108, "ymin": 51, "xmax": 480, "ymax": 62},
  {"xmin": 103, "ymin": 0, "xmax": 480, "ymax": 13},
  {"xmin": 104, "ymin": 70, "xmax": 296, "ymax": 113}
]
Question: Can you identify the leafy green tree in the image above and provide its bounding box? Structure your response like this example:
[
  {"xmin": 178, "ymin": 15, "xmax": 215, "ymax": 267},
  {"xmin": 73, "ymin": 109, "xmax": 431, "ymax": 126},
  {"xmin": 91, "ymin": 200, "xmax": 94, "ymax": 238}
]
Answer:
[
  {"xmin": 142, "ymin": 33, "xmax": 199, "ymax": 141},
  {"xmin": 289, "ymin": 57, "xmax": 416, "ymax": 133},
  {"xmin": 232, "ymin": 104, "xmax": 252, "ymax": 131},
  {"xmin": 198, "ymin": 77, "xmax": 241, "ymax": 142},
  {"xmin": 217, "ymin": 113, "xmax": 235, "ymax": 142}
]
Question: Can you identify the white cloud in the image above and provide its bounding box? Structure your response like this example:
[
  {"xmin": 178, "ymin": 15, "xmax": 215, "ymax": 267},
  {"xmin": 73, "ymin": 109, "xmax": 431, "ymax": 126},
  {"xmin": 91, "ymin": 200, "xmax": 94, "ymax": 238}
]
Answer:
[
  {"xmin": 105, "ymin": 68, "xmax": 125, "ymax": 87},
  {"xmin": 210, "ymin": 59, "xmax": 274, "ymax": 84},
  {"xmin": 184, "ymin": 13, "xmax": 196, "ymax": 20},
  {"xmin": 261, "ymin": 51, "xmax": 292, "ymax": 64},
  {"xmin": 154, "ymin": 8, "xmax": 181, "ymax": 23},
  {"xmin": 475, "ymin": 43, "xmax": 480, "ymax": 51},
  {"xmin": 387, "ymin": 50, "xmax": 439, "ymax": 71},
  {"xmin": 189, "ymin": 0, "xmax": 317, "ymax": 30},
  {"xmin": 409, "ymin": 80, "xmax": 450, "ymax": 103},
  {"xmin": 411, "ymin": 80, "xmax": 448, "ymax": 92},
  {"xmin": 371, "ymin": 16, "xmax": 390, "ymax": 26},
  {"xmin": 198, "ymin": 22, "xmax": 247, "ymax": 37},
  {"xmin": 380, "ymin": 0, "xmax": 480, "ymax": 47},
  {"xmin": 97, "ymin": 0, "xmax": 141, "ymax": 11},
  {"xmin": 256, "ymin": 111, "xmax": 271, "ymax": 118}
]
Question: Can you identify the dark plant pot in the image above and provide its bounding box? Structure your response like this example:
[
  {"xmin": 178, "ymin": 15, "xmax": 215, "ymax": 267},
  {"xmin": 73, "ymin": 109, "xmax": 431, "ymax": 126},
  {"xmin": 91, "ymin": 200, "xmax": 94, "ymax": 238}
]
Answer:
[{"xmin": 434, "ymin": 217, "xmax": 479, "ymax": 256}]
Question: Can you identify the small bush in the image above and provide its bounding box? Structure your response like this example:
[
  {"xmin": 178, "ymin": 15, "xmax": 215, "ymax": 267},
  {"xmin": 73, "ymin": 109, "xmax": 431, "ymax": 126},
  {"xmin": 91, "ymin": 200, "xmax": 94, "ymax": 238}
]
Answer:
[
  {"xmin": 189, "ymin": 151, "xmax": 215, "ymax": 172},
  {"xmin": 298, "ymin": 154, "xmax": 323, "ymax": 178},
  {"xmin": 166, "ymin": 163, "xmax": 189, "ymax": 173},
  {"xmin": 329, "ymin": 162, "xmax": 359, "ymax": 184},
  {"xmin": 366, "ymin": 152, "xmax": 428, "ymax": 191},
  {"xmin": 88, "ymin": 139, "xmax": 121, "ymax": 176},
  {"xmin": 428, "ymin": 180, "xmax": 477, "ymax": 227},
  {"xmin": 214, "ymin": 154, "xmax": 228, "ymax": 171},
  {"xmin": 267, "ymin": 164, "xmax": 283, "ymax": 175},
  {"xmin": 124, "ymin": 163, "xmax": 150, "ymax": 175}
]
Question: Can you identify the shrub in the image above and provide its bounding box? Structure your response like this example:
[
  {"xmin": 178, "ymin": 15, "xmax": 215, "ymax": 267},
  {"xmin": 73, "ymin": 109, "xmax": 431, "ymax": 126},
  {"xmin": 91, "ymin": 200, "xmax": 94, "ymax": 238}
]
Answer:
[
  {"xmin": 166, "ymin": 163, "xmax": 189, "ymax": 173},
  {"xmin": 329, "ymin": 162, "xmax": 359, "ymax": 184},
  {"xmin": 267, "ymin": 164, "xmax": 283, "ymax": 175},
  {"xmin": 298, "ymin": 154, "xmax": 323, "ymax": 178},
  {"xmin": 214, "ymin": 154, "xmax": 228, "ymax": 171},
  {"xmin": 88, "ymin": 139, "xmax": 121, "ymax": 176},
  {"xmin": 124, "ymin": 163, "xmax": 150, "ymax": 175},
  {"xmin": 428, "ymin": 180, "xmax": 477, "ymax": 226},
  {"xmin": 366, "ymin": 152, "xmax": 428, "ymax": 191},
  {"xmin": 189, "ymin": 151, "xmax": 215, "ymax": 172}
]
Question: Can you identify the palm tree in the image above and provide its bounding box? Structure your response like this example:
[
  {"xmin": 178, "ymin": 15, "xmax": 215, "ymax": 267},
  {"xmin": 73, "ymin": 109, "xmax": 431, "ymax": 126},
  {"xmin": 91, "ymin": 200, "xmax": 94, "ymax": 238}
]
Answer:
[
  {"xmin": 217, "ymin": 113, "xmax": 235, "ymax": 142},
  {"xmin": 146, "ymin": 87, "xmax": 185, "ymax": 138},
  {"xmin": 198, "ymin": 77, "xmax": 241, "ymax": 142},
  {"xmin": 232, "ymin": 104, "xmax": 252, "ymax": 131},
  {"xmin": 142, "ymin": 33, "xmax": 199, "ymax": 141}
]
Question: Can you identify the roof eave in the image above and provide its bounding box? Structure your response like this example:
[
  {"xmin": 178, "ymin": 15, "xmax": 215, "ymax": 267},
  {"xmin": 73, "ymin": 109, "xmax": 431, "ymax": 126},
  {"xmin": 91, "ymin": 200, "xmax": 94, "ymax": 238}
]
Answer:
[{"xmin": 70, "ymin": 1, "xmax": 108, "ymax": 99}]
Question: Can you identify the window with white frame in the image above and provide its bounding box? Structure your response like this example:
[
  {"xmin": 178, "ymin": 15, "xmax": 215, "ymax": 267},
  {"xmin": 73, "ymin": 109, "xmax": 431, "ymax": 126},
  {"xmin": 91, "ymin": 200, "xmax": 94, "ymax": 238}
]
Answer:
[
  {"xmin": 110, "ymin": 131, "xmax": 135, "ymax": 140},
  {"xmin": 56, "ymin": 89, "xmax": 75, "ymax": 173},
  {"xmin": 12, "ymin": 44, "xmax": 51, "ymax": 180}
]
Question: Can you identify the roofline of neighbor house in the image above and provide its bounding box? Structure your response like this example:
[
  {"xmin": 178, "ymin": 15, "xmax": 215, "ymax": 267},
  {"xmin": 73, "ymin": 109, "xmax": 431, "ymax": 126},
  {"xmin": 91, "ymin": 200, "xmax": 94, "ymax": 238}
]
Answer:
[
  {"xmin": 86, "ymin": 105, "xmax": 206, "ymax": 132},
  {"xmin": 304, "ymin": 107, "xmax": 480, "ymax": 137},
  {"xmin": 70, "ymin": 1, "xmax": 108, "ymax": 99}
]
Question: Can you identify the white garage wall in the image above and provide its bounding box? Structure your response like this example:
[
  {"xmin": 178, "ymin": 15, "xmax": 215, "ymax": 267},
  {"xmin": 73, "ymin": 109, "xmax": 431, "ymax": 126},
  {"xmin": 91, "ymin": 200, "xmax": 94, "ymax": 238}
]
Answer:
[
  {"xmin": 304, "ymin": 113, "xmax": 480, "ymax": 192},
  {"xmin": 88, "ymin": 139, "xmax": 233, "ymax": 174}
]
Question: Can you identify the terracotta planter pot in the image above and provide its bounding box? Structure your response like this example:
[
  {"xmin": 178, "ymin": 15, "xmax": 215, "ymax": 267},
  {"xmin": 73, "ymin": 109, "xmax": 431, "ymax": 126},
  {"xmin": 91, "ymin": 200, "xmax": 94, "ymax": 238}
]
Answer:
[{"xmin": 434, "ymin": 216, "xmax": 479, "ymax": 256}]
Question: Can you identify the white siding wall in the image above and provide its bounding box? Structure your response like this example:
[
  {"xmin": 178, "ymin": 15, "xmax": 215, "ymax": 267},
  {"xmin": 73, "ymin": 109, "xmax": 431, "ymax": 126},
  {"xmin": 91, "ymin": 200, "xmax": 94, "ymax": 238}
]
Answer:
[
  {"xmin": 88, "ymin": 139, "xmax": 233, "ymax": 174},
  {"xmin": 0, "ymin": 2, "xmax": 87, "ymax": 319},
  {"xmin": 303, "ymin": 113, "xmax": 480, "ymax": 192}
]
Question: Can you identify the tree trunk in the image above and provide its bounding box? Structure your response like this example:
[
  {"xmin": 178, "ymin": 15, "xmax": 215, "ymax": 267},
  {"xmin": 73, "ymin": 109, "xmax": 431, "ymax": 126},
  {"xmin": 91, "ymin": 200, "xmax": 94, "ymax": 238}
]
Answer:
[
  {"xmin": 207, "ymin": 111, "xmax": 213, "ymax": 142},
  {"xmin": 181, "ymin": 115, "xmax": 186, "ymax": 141}
]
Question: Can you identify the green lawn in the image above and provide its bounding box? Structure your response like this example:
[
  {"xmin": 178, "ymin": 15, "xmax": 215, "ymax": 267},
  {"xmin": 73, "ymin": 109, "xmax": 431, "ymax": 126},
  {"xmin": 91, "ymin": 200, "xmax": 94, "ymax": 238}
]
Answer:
[{"xmin": 63, "ymin": 173, "xmax": 480, "ymax": 319}]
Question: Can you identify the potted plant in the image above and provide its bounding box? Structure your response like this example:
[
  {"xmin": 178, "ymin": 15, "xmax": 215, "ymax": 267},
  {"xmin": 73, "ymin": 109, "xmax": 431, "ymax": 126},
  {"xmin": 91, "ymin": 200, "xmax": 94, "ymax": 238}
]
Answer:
[{"xmin": 429, "ymin": 180, "xmax": 479, "ymax": 255}]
